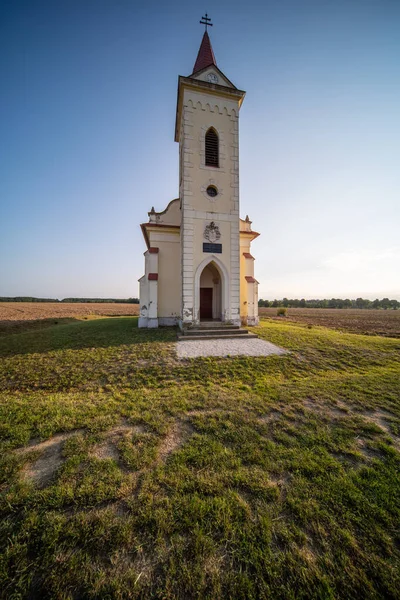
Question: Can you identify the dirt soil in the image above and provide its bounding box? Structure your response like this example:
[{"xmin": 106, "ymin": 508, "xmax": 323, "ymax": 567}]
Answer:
[
  {"xmin": 0, "ymin": 302, "xmax": 140, "ymax": 335},
  {"xmin": 259, "ymin": 307, "xmax": 400, "ymax": 338}
]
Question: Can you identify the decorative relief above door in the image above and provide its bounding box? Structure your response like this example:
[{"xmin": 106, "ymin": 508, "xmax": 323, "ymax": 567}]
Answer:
[{"xmin": 204, "ymin": 222, "xmax": 221, "ymax": 243}]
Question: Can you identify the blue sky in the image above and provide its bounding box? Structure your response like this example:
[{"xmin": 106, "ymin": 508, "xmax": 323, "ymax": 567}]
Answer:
[{"xmin": 1, "ymin": 0, "xmax": 399, "ymax": 300}]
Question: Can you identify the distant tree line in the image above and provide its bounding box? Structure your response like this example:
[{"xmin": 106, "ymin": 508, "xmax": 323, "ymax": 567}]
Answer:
[
  {"xmin": 0, "ymin": 297, "xmax": 59, "ymax": 303},
  {"xmin": 258, "ymin": 298, "xmax": 399, "ymax": 310},
  {"xmin": 61, "ymin": 298, "xmax": 139, "ymax": 304},
  {"xmin": 0, "ymin": 297, "xmax": 140, "ymax": 304}
]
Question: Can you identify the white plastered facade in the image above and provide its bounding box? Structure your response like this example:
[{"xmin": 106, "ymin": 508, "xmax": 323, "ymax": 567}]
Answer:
[{"xmin": 139, "ymin": 59, "xmax": 259, "ymax": 328}]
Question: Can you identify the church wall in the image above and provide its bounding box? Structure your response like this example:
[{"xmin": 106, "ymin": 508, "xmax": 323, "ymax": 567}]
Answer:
[
  {"xmin": 161, "ymin": 199, "xmax": 180, "ymax": 224},
  {"xmin": 157, "ymin": 238, "xmax": 181, "ymax": 321},
  {"xmin": 146, "ymin": 229, "xmax": 181, "ymax": 324},
  {"xmin": 149, "ymin": 199, "xmax": 181, "ymax": 226}
]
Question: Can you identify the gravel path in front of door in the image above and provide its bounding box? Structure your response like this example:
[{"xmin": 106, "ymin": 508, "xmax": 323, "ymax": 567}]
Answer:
[{"xmin": 176, "ymin": 338, "xmax": 287, "ymax": 359}]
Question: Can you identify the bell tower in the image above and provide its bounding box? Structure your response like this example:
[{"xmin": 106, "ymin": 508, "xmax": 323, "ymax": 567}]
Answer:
[{"xmin": 175, "ymin": 18, "xmax": 246, "ymax": 326}]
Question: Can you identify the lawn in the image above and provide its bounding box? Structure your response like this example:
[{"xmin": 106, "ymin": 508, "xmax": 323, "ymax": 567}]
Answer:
[{"xmin": 0, "ymin": 316, "xmax": 399, "ymax": 599}]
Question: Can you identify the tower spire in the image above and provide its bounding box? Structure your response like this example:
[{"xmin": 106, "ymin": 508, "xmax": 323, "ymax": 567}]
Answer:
[{"xmin": 192, "ymin": 16, "xmax": 217, "ymax": 74}]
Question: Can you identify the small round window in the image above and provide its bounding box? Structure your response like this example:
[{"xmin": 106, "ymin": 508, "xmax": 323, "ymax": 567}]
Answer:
[{"xmin": 206, "ymin": 185, "xmax": 218, "ymax": 198}]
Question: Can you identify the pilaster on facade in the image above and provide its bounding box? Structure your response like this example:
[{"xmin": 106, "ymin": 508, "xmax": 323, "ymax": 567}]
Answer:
[
  {"xmin": 138, "ymin": 274, "xmax": 148, "ymax": 328},
  {"xmin": 139, "ymin": 246, "xmax": 159, "ymax": 328},
  {"xmin": 147, "ymin": 277, "xmax": 159, "ymax": 328},
  {"xmin": 180, "ymin": 99, "xmax": 197, "ymax": 326}
]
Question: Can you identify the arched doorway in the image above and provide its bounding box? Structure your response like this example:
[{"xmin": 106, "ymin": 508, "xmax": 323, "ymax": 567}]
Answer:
[
  {"xmin": 199, "ymin": 261, "xmax": 222, "ymax": 321},
  {"xmin": 194, "ymin": 256, "xmax": 230, "ymax": 324}
]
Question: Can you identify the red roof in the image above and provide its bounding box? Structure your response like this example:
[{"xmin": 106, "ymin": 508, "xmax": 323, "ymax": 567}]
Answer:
[{"xmin": 192, "ymin": 31, "xmax": 217, "ymax": 74}]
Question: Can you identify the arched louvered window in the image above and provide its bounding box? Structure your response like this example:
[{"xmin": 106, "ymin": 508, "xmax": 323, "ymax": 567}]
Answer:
[{"xmin": 205, "ymin": 128, "xmax": 219, "ymax": 168}]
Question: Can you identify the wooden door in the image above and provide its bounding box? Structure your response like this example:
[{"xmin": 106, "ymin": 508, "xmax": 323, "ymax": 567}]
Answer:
[{"xmin": 200, "ymin": 288, "xmax": 213, "ymax": 319}]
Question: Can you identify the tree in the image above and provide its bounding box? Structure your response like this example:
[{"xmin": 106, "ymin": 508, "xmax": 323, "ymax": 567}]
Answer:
[
  {"xmin": 356, "ymin": 298, "xmax": 367, "ymax": 309},
  {"xmin": 258, "ymin": 299, "xmax": 270, "ymax": 307}
]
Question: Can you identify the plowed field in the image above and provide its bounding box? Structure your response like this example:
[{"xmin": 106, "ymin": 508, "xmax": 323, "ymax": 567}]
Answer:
[
  {"xmin": 0, "ymin": 302, "xmax": 139, "ymax": 335},
  {"xmin": 259, "ymin": 307, "xmax": 400, "ymax": 337}
]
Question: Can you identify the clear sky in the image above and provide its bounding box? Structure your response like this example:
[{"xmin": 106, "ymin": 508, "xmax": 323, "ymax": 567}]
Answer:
[{"xmin": 1, "ymin": 0, "xmax": 399, "ymax": 300}]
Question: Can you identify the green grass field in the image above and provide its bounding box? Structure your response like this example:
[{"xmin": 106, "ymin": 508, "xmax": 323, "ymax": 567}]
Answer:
[{"xmin": 0, "ymin": 316, "xmax": 399, "ymax": 599}]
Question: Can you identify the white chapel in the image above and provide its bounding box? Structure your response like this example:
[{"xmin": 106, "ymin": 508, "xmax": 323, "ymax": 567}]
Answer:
[{"xmin": 139, "ymin": 23, "xmax": 259, "ymax": 329}]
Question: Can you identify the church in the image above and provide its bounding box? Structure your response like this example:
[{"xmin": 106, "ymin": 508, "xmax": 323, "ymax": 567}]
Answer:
[{"xmin": 139, "ymin": 20, "xmax": 259, "ymax": 329}]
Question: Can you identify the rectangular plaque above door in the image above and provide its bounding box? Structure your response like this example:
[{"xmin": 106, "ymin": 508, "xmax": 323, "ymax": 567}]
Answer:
[{"xmin": 203, "ymin": 243, "xmax": 222, "ymax": 253}]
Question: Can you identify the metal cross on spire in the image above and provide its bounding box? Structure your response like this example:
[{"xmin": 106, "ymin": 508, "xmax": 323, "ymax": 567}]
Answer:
[{"xmin": 200, "ymin": 13, "xmax": 213, "ymax": 32}]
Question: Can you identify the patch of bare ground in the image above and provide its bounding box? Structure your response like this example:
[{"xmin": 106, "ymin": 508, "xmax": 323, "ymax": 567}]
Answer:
[
  {"xmin": 360, "ymin": 409, "xmax": 400, "ymax": 450},
  {"xmin": 298, "ymin": 542, "xmax": 318, "ymax": 565},
  {"xmin": 303, "ymin": 398, "xmax": 349, "ymax": 419},
  {"xmin": 235, "ymin": 490, "xmax": 256, "ymax": 519},
  {"xmin": 236, "ymin": 474, "xmax": 289, "ymax": 518},
  {"xmin": 256, "ymin": 410, "xmax": 283, "ymax": 424},
  {"xmin": 355, "ymin": 437, "xmax": 383, "ymax": 460},
  {"xmin": 90, "ymin": 422, "xmax": 145, "ymax": 465},
  {"xmin": 203, "ymin": 548, "xmax": 227, "ymax": 577},
  {"xmin": 158, "ymin": 420, "xmax": 194, "ymax": 461},
  {"xmin": 268, "ymin": 473, "xmax": 290, "ymax": 487},
  {"xmin": 268, "ymin": 473, "xmax": 291, "ymax": 501},
  {"xmin": 91, "ymin": 441, "xmax": 120, "ymax": 462},
  {"xmin": 186, "ymin": 408, "xmax": 225, "ymax": 417},
  {"xmin": 107, "ymin": 422, "xmax": 145, "ymax": 437},
  {"xmin": 18, "ymin": 430, "xmax": 83, "ymax": 487},
  {"xmin": 362, "ymin": 409, "xmax": 395, "ymax": 432},
  {"xmin": 136, "ymin": 359, "xmax": 150, "ymax": 368},
  {"xmin": 89, "ymin": 545, "xmax": 158, "ymax": 591},
  {"xmin": 95, "ymin": 546, "xmax": 156, "ymax": 586},
  {"xmin": 131, "ymin": 548, "xmax": 158, "ymax": 586}
]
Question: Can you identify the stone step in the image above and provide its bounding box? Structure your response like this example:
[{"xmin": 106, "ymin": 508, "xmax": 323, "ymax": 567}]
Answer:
[
  {"xmin": 182, "ymin": 328, "xmax": 249, "ymax": 336},
  {"xmin": 197, "ymin": 322, "xmax": 240, "ymax": 329},
  {"xmin": 178, "ymin": 332, "xmax": 258, "ymax": 341}
]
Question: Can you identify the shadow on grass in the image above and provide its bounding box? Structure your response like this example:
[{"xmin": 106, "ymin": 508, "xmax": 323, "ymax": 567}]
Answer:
[
  {"xmin": 0, "ymin": 317, "xmax": 82, "ymax": 337},
  {"xmin": 0, "ymin": 317, "xmax": 177, "ymax": 357}
]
